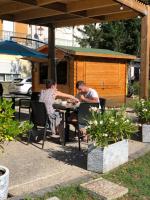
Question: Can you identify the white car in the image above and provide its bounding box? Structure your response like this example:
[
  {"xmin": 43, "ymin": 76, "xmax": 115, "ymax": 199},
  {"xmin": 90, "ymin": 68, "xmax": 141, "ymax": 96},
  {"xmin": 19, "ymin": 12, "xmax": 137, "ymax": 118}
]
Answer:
[{"xmin": 9, "ymin": 77, "xmax": 32, "ymax": 95}]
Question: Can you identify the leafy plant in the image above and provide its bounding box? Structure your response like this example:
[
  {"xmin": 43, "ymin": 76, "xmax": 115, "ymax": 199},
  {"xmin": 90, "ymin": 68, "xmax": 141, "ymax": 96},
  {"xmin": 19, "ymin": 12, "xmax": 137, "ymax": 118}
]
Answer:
[
  {"xmin": 134, "ymin": 99, "xmax": 150, "ymax": 124},
  {"xmin": 0, "ymin": 98, "xmax": 32, "ymax": 152},
  {"xmin": 87, "ymin": 107, "xmax": 137, "ymax": 147}
]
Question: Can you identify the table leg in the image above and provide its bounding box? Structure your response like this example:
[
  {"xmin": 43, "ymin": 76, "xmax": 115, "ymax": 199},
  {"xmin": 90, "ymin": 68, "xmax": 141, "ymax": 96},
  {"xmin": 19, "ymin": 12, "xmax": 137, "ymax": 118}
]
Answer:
[
  {"xmin": 12, "ymin": 97, "xmax": 15, "ymax": 110},
  {"xmin": 65, "ymin": 109, "xmax": 70, "ymax": 142}
]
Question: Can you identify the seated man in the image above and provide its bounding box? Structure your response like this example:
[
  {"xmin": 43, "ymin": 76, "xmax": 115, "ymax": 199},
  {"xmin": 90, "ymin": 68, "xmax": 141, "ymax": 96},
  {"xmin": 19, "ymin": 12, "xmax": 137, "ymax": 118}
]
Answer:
[
  {"xmin": 69, "ymin": 81, "xmax": 99, "ymax": 141},
  {"xmin": 76, "ymin": 80, "xmax": 99, "ymax": 103},
  {"xmin": 39, "ymin": 79, "xmax": 78, "ymax": 139}
]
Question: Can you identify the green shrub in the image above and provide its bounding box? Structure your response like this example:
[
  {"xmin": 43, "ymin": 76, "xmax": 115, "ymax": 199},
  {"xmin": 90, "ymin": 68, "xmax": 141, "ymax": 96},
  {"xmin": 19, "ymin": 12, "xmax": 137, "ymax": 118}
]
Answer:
[
  {"xmin": 0, "ymin": 98, "xmax": 32, "ymax": 151},
  {"xmin": 134, "ymin": 99, "xmax": 150, "ymax": 124},
  {"xmin": 87, "ymin": 107, "xmax": 137, "ymax": 147}
]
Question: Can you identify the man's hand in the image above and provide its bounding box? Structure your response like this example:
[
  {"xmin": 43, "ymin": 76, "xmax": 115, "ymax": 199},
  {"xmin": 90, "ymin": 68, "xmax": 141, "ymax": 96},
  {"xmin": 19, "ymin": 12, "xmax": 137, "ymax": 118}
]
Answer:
[{"xmin": 80, "ymin": 95, "xmax": 85, "ymax": 102}]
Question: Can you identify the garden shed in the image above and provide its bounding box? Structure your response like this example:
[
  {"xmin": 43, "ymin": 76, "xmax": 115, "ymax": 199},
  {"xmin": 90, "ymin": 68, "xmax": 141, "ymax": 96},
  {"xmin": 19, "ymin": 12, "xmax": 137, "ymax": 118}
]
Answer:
[{"xmin": 32, "ymin": 45, "xmax": 136, "ymax": 106}]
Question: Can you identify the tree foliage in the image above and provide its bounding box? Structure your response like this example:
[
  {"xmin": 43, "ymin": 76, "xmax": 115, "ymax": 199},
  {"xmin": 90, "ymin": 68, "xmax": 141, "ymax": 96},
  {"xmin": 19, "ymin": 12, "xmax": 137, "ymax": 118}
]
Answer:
[
  {"xmin": 75, "ymin": 0, "xmax": 150, "ymax": 56},
  {"xmin": 139, "ymin": 0, "xmax": 150, "ymax": 4},
  {"xmin": 75, "ymin": 19, "xmax": 141, "ymax": 56}
]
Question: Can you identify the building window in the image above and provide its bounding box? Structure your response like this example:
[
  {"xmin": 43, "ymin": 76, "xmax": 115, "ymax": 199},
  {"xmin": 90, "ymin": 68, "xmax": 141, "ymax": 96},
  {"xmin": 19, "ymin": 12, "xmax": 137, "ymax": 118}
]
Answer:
[
  {"xmin": 0, "ymin": 74, "xmax": 5, "ymax": 82},
  {"xmin": 5, "ymin": 74, "xmax": 13, "ymax": 81},
  {"xmin": 39, "ymin": 63, "xmax": 48, "ymax": 84},
  {"xmin": 56, "ymin": 61, "xmax": 67, "ymax": 85}
]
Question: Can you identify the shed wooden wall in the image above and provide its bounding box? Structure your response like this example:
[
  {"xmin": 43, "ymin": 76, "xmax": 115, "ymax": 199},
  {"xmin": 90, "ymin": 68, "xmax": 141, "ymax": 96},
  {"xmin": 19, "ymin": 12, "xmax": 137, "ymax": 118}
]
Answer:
[
  {"xmin": 32, "ymin": 48, "xmax": 75, "ymax": 94},
  {"xmin": 74, "ymin": 57, "xmax": 127, "ymax": 106},
  {"xmin": 32, "ymin": 49, "xmax": 127, "ymax": 106}
]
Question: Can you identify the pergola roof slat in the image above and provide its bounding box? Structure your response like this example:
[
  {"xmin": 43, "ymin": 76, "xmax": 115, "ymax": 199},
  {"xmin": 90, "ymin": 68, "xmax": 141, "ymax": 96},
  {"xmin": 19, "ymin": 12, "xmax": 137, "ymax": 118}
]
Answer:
[{"xmin": 0, "ymin": 0, "xmax": 148, "ymax": 27}]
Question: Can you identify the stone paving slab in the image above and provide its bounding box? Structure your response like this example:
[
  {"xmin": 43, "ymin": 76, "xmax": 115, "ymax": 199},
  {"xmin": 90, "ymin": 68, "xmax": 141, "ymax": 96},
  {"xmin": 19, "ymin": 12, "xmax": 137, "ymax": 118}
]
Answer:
[
  {"xmin": 81, "ymin": 178, "xmax": 128, "ymax": 200},
  {"xmin": 46, "ymin": 197, "xmax": 60, "ymax": 200}
]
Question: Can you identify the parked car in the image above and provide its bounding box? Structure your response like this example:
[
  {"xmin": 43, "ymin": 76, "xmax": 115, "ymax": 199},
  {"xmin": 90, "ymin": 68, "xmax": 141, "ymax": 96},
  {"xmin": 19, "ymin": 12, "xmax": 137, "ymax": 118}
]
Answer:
[{"xmin": 9, "ymin": 77, "xmax": 32, "ymax": 95}]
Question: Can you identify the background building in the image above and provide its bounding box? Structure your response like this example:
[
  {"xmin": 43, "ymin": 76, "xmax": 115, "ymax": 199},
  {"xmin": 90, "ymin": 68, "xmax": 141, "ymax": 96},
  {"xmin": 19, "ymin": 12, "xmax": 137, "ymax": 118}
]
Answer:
[{"xmin": 0, "ymin": 20, "xmax": 80, "ymax": 82}]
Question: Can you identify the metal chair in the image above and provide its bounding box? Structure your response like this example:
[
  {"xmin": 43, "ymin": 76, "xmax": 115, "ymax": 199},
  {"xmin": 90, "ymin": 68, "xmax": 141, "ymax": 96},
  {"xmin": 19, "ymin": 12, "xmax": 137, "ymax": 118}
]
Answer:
[
  {"xmin": 99, "ymin": 97, "xmax": 106, "ymax": 113},
  {"xmin": 68, "ymin": 103, "xmax": 99, "ymax": 150},
  {"xmin": 29, "ymin": 101, "xmax": 49, "ymax": 149},
  {"xmin": 19, "ymin": 98, "xmax": 31, "ymax": 121},
  {"xmin": 19, "ymin": 92, "xmax": 40, "ymax": 121}
]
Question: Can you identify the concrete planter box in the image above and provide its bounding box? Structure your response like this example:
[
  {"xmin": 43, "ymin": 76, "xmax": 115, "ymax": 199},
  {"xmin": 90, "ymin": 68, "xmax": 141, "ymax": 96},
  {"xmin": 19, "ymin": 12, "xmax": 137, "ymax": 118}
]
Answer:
[
  {"xmin": 142, "ymin": 124, "xmax": 150, "ymax": 143},
  {"xmin": 87, "ymin": 140, "xmax": 128, "ymax": 173},
  {"xmin": 0, "ymin": 166, "xmax": 9, "ymax": 200}
]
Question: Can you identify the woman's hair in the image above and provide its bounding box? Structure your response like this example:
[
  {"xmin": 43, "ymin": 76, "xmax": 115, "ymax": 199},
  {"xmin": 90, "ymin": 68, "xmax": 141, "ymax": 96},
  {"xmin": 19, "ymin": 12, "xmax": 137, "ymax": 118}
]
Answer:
[{"xmin": 46, "ymin": 79, "xmax": 56, "ymax": 89}]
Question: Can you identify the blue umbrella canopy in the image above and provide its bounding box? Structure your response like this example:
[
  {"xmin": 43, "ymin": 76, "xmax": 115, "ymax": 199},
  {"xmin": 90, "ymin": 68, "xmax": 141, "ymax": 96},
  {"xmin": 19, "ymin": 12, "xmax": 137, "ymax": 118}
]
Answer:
[{"xmin": 0, "ymin": 40, "xmax": 48, "ymax": 58}]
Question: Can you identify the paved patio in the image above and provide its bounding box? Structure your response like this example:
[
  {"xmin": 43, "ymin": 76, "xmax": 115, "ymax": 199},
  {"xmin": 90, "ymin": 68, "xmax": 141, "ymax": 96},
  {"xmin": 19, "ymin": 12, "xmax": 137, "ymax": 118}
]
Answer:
[
  {"xmin": 0, "ymin": 107, "xmax": 149, "ymax": 199},
  {"xmin": 1, "ymin": 136, "xmax": 150, "ymax": 199}
]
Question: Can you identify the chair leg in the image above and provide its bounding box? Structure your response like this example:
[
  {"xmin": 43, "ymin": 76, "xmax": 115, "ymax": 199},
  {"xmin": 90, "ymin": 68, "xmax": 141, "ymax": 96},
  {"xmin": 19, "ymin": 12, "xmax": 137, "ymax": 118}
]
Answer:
[
  {"xmin": 42, "ymin": 125, "xmax": 47, "ymax": 149},
  {"xmin": 77, "ymin": 130, "xmax": 81, "ymax": 151},
  {"xmin": 19, "ymin": 107, "xmax": 21, "ymax": 121},
  {"xmin": 27, "ymin": 130, "xmax": 32, "ymax": 144}
]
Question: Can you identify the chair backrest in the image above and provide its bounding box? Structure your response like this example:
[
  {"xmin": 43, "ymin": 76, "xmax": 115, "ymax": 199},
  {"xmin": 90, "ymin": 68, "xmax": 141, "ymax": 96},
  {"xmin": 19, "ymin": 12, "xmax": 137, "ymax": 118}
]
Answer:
[
  {"xmin": 99, "ymin": 97, "xmax": 106, "ymax": 113},
  {"xmin": 30, "ymin": 101, "xmax": 48, "ymax": 127},
  {"xmin": 78, "ymin": 103, "xmax": 99, "ymax": 126},
  {"xmin": 31, "ymin": 92, "xmax": 40, "ymax": 101}
]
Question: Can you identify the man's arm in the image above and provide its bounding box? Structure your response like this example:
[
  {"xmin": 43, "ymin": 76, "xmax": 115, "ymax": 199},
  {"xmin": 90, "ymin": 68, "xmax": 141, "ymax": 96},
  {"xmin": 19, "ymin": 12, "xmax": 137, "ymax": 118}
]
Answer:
[{"xmin": 80, "ymin": 95, "xmax": 99, "ymax": 103}]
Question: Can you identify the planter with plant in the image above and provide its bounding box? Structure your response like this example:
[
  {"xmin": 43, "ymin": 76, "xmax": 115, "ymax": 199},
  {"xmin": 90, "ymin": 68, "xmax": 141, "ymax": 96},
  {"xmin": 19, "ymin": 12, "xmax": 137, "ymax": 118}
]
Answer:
[
  {"xmin": 0, "ymin": 99, "xmax": 32, "ymax": 200},
  {"xmin": 134, "ymin": 99, "xmax": 150, "ymax": 143},
  {"xmin": 86, "ymin": 107, "xmax": 137, "ymax": 173}
]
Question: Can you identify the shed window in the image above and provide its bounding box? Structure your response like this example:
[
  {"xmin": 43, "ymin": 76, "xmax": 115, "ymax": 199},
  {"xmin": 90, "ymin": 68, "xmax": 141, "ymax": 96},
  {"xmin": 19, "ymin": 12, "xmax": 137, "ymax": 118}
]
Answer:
[
  {"xmin": 56, "ymin": 61, "xmax": 67, "ymax": 84},
  {"xmin": 39, "ymin": 63, "xmax": 48, "ymax": 84}
]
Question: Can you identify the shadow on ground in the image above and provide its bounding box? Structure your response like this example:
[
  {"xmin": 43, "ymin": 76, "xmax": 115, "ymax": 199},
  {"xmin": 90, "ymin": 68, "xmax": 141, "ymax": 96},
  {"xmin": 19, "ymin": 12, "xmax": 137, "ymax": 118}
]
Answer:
[{"xmin": 45, "ymin": 145, "xmax": 87, "ymax": 170}]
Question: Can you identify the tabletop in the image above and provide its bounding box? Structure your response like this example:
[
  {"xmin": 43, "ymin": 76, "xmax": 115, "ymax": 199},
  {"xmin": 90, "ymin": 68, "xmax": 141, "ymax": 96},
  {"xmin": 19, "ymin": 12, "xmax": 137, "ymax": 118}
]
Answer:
[{"xmin": 53, "ymin": 102, "xmax": 79, "ymax": 111}]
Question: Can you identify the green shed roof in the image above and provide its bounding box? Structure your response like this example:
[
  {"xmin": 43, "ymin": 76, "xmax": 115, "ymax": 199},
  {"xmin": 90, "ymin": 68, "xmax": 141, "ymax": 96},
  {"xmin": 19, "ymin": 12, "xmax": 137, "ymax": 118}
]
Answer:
[
  {"xmin": 38, "ymin": 44, "xmax": 136, "ymax": 60},
  {"xmin": 56, "ymin": 45, "xmax": 136, "ymax": 60}
]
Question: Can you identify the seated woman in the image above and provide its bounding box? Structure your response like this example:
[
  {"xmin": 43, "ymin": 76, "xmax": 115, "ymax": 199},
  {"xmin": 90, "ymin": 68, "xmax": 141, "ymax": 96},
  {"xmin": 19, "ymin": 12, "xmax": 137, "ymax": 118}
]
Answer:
[{"xmin": 39, "ymin": 79, "xmax": 78, "ymax": 140}]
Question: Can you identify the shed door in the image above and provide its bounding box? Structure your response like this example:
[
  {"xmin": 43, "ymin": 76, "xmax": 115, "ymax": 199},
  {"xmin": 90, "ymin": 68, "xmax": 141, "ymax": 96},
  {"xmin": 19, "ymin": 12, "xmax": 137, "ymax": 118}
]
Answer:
[
  {"xmin": 85, "ymin": 62, "xmax": 120, "ymax": 87},
  {"xmin": 85, "ymin": 61, "xmax": 126, "ymax": 105}
]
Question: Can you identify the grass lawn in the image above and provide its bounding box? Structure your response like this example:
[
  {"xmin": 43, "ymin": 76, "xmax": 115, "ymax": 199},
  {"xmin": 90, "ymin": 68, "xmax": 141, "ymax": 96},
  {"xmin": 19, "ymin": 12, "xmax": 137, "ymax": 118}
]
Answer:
[
  {"xmin": 25, "ymin": 152, "xmax": 150, "ymax": 200},
  {"xmin": 25, "ymin": 186, "xmax": 96, "ymax": 200},
  {"xmin": 103, "ymin": 152, "xmax": 150, "ymax": 200}
]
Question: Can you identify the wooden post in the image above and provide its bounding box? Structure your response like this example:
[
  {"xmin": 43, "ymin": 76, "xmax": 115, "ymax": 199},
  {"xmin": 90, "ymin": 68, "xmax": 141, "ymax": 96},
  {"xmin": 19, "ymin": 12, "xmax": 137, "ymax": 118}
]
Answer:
[
  {"xmin": 140, "ymin": 6, "xmax": 150, "ymax": 99},
  {"xmin": 48, "ymin": 24, "xmax": 56, "ymax": 81}
]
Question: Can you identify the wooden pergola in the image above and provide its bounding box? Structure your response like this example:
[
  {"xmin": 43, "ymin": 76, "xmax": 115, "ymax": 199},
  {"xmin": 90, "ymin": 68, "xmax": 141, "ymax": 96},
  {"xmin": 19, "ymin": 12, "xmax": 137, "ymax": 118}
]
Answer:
[{"xmin": 0, "ymin": 0, "xmax": 149, "ymax": 99}]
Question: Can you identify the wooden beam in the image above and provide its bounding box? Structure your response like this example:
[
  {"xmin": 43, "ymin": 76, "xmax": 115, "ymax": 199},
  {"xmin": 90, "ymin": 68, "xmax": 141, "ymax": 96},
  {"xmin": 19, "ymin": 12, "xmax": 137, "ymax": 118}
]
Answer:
[
  {"xmin": 37, "ymin": 0, "xmax": 61, "ymax": 6},
  {"xmin": 13, "ymin": 8, "xmax": 62, "ymax": 21},
  {"xmin": 67, "ymin": 0, "xmax": 117, "ymax": 13},
  {"xmin": 54, "ymin": 11, "xmax": 137, "ymax": 27},
  {"xmin": 87, "ymin": 4, "xmax": 131, "ymax": 17},
  {"xmin": 54, "ymin": 18, "xmax": 100, "ymax": 28},
  {"xmin": 0, "ymin": 2, "xmax": 32, "ymax": 15},
  {"xmin": 10, "ymin": 0, "xmax": 37, "ymax": 5},
  {"xmin": 48, "ymin": 24, "xmax": 56, "ymax": 81},
  {"xmin": 25, "ymin": 14, "xmax": 80, "ymax": 25},
  {"xmin": 104, "ymin": 10, "xmax": 138, "ymax": 21},
  {"xmin": 43, "ymin": 2, "xmax": 67, "ymax": 12},
  {"xmin": 115, "ymin": 0, "xmax": 147, "ymax": 15},
  {"xmin": 140, "ymin": 6, "xmax": 150, "ymax": 99}
]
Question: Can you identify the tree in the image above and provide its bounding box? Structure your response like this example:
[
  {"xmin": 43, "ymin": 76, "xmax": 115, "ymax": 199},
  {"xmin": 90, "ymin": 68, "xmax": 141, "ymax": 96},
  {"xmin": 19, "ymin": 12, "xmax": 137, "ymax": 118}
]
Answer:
[
  {"xmin": 139, "ymin": 0, "xmax": 150, "ymax": 4},
  {"xmin": 75, "ymin": 19, "xmax": 141, "ymax": 56}
]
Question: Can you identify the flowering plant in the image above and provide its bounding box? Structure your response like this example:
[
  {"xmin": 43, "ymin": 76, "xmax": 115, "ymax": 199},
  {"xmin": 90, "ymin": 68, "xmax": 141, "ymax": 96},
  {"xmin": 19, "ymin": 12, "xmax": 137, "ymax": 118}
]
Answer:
[
  {"xmin": 134, "ymin": 99, "xmax": 150, "ymax": 124},
  {"xmin": 86, "ymin": 107, "xmax": 137, "ymax": 147},
  {"xmin": 0, "ymin": 99, "xmax": 33, "ymax": 152}
]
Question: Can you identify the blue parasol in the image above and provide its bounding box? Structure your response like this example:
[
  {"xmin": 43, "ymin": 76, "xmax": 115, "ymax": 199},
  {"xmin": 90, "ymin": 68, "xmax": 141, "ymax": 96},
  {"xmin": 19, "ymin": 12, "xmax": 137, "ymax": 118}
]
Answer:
[{"xmin": 0, "ymin": 40, "xmax": 48, "ymax": 58}]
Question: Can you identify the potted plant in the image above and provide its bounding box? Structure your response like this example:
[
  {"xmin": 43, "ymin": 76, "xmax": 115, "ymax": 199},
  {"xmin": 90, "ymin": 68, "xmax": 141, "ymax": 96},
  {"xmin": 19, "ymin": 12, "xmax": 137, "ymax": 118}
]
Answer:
[
  {"xmin": 86, "ymin": 107, "xmax": 137, "ymax": 173},
  {"xmin": 0, "ymin": 99, "xmax": 32, "ymax": 200},
  {"xmin": 134, "ymin": 99, "xmax": 150, "ymax": 143}
]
